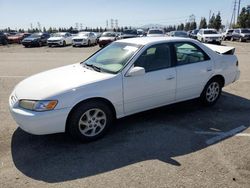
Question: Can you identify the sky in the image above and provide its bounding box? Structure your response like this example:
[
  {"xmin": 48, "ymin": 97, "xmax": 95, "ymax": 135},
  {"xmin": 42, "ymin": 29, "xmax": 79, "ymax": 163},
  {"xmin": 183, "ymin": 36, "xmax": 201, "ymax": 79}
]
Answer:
[{"xmin": 0, "ymin": 0, "xmax": 249, "ymax": 30}]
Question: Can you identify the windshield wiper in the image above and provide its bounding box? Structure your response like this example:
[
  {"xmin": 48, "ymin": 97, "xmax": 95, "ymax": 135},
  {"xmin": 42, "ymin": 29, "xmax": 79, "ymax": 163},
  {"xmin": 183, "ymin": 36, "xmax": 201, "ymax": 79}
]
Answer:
[{"xmin": 84, "ymin": 63, "xmax": 101, "ymax": 72}]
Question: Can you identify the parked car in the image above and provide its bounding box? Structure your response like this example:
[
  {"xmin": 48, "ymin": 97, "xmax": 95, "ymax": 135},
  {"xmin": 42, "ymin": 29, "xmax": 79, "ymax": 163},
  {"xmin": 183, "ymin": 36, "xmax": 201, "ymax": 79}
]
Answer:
[
  {"xmin": 121, "ymin": 29, "xmax": 138, "ymax": 39},
  {"xmin": 231, "ymin": 28, "xmax": 250, "ymax": 42},
  {"xmin": 9, "ymin": 37, "xmax": 240, "ymax": 142},
  {"xmin": 0, "ymin": 32, "xmax": 8, "ymax": 45},
  {"xmin": 47, "ymin": 32, "xmax": 73, "ymax": 47},
  {"xmin": 197, "ymin": 29, "xmax": 222, "ymax": 44},
  {"xmin": 72, "ymin": 32, "xmax": 97, "ymax": 47},
  {"xmin": 7, "ymin": 33, "xmax": 31, "ymax": 44},
  {"xmin": 21, "ymin": 33, "xmax": 50, "ymax": 47},
  {"xmin": 98, "ymin": 32, "xmax": 117, "ymax": 47},
  {"xmin": 169, "ymin": 31, "xmax": 188, "ymax": 38},
  {"xmin": 147, "ymin": 29, "xmax": 165, "ymax": 37},
  {"xmin": 222, "ymin": 29, "xmax": 234, "ymax": 41},
  {"xmin": 190, "ymin": 29, "xmax": 199, "ymax": 39}
]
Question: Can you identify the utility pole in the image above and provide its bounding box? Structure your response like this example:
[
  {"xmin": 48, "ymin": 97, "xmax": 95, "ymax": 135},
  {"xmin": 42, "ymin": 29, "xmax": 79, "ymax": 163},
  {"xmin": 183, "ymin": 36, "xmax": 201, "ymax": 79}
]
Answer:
[
  {"xmin": 230, "ymin": 0, "xmax": 237, "ymax": 28},
  {"xmin": 237, "ymin": 0, "xmax": 241, "ymax": 21}
]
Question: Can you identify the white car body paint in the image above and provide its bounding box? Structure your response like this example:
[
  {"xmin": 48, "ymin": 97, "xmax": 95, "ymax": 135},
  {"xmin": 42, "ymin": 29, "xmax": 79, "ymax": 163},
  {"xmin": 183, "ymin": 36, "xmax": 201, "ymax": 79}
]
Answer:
[
  {"xmin": 47, "ymin": 32, "xmax": 73, "ymax": 46},
  {"xmin": 9, "ymin": 37, "xmax": 240, "ymax": 135}
]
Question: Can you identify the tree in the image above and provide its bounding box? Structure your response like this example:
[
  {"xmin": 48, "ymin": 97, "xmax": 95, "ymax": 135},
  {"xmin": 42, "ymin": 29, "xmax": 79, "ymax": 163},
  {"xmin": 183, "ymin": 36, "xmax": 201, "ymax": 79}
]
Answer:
[
  {"xmin": 184, "ymin": 22, "xmax": 191, "ymax": 31},
  {"xmin": 190, "ymin": 21, "xmax": 197, "ymax": 30},
  {"xmin": 214, "ymin": 12, "xmax": 222, "ymax": 30},
  {"xmin": 237, "ymin": 7, "xmax": 250, "ymax": 28},
  {"xmin": 199, "ymin": 17, "xmax": 207, "ymax": 29},
  {"xmin": 208, "ymin": 13, "xmax": 215, "ymax": 28}
]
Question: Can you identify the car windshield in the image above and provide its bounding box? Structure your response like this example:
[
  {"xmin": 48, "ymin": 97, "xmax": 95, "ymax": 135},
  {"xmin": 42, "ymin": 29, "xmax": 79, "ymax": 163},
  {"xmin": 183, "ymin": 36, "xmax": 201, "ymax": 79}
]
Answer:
[
  {"xmin": 52, "ymin": 33, "xmax": 64, "ymax": 37},
  {"xmin": 227, "ymin": 30, "xmax": 234, "ymax": 33},
  {"xmin": 102, "ymin": 32, "xmax": 116, "ymax": 37},
  {"xmin": 204, "ymin": 30, "xmax": 218, "ymax": 34},
  {"xmin": 82, "ymin": 42, "xmax": 141, "ymax": 74},
  {"xmin": 148, "ymin": 30, "xmax": 163, "ymax": 34},
  {"xmin": 78, "ymin": 32, "xmax": 89, "ymax": 36},
  {"xmin": 241, "ymin": 29, "xmax": 250, "ymax": 33},
  {"xmin": 123, "ymin": 30, "xmax": 137, "ymax": 35},
  {"xmin": 193, "ymin": 30, "xmax": 199, "ymax": 34},
  {"xmin": 29, "ymin": 33, "xmax": 42, "ymax": 37},
  {"xmin": 175, "ymin": 31, "xmax": 188, "ymax": 36}
]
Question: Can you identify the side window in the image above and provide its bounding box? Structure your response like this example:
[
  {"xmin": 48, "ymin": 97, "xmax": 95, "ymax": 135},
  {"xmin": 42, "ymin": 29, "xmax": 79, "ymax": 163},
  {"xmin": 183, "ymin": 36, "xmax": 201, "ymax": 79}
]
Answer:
[
  {"xmin": 174, "ymin": 42, "xmax": 210, "ymax": 66},
  {"xmin": 134, "ymin": 43, "xmax": 171, "ymax": 72}
]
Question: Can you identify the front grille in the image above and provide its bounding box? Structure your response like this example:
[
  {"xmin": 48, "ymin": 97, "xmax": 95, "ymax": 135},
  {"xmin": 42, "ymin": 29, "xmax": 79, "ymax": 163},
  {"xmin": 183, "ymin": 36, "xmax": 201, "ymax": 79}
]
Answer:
[{"xmin": 73, "ymin": 39, "xmax": 83, "ymax": 42}]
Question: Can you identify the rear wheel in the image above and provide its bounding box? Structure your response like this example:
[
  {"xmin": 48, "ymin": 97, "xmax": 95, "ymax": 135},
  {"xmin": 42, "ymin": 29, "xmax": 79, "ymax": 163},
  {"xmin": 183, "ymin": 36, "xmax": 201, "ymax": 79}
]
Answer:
[
  {"xmin": 67, "ymin": 101, "xmax": 114, "ymax": 142},
  {"xmin": 88, "ymin": 40, "xmax": 91, "ymax": 46},
  {"xmin": 63, "ymin": 41, "xmax": 66, "ymax": 47},
  {"xmin": 200, "ymin": 79, "xmax": 222, "ymax": 106}
]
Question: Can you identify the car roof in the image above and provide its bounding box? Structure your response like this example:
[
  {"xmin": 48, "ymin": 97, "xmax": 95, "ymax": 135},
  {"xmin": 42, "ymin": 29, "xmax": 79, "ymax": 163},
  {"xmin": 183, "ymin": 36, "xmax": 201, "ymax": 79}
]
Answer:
[{"xmin": 116, "ymin": 37, "xmax": 195, "ymax": 45}]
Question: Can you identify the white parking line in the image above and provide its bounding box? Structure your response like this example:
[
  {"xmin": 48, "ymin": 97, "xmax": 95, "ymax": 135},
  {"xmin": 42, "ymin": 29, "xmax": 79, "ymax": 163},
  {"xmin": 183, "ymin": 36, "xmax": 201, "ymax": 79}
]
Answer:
[{"xmin": 195, "ymin": 125, "xmax": 247, "ymax": 145}]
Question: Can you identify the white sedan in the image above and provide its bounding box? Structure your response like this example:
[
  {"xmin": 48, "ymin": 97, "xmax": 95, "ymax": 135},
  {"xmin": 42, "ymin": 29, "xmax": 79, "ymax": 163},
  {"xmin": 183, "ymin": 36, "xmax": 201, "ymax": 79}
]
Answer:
[
  {"xmin": 47, "ymin": 32, "xmax": 73, "ymax": 47},
  {"xmin": 72, "ymin": 32, "xmax": 97, "ymax": 47},
  {"xmin": 197, "ymin": 29, "xmax": 222, "ymax": 45},
  {"xmin": 9, "ymin": 37, "xmax": 240, "ymax": 142}
]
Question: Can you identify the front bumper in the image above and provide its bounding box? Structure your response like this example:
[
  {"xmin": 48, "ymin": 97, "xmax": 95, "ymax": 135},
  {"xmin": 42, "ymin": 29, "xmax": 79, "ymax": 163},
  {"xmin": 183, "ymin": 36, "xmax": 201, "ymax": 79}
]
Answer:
[
  {"xmin": 9, "ymin": 97, "xmax": 70, "ymax": 135},
  {"xmin": 204, "ymin": 38, "xmax": 222, "ymax": 43},
  {"xmin": 47, "ymin": 41, "xmax": 63, "ymax": 46},
  {"xmin": 22, "ymin": 40, "xmax": 40, "ymax": 46},
  {"xmin": 73, "ymin": 40, "xmax": 88, "ymax": 46}
]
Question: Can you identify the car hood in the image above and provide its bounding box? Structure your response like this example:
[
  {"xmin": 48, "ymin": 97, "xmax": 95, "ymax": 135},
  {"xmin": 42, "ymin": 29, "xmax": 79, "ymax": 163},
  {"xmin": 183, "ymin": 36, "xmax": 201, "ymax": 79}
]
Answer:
[
  {"xmin": 14, "ymin": 63, "xmax": 114, "ymax": 100},
  {"xmin": 147, "ymin": 34, "xmax": 165, "ymax": 37},
  {"xmin": 48, "ymin": 37, "xmax": 64, "ymax": 40},
  {"xmin": 99, "ymin": 37, "xmax": 115, "ymax": 41},
  {"xmin": 23, "ymin": 37, "xmax": 40, "ymax": 41},
  {"xmin": 73, "ymin": 36, "xmax": 88, "ymax": 40},
  {"xmin": 203, "ymin": 34, "xmax": 222, "ymax": 38}
]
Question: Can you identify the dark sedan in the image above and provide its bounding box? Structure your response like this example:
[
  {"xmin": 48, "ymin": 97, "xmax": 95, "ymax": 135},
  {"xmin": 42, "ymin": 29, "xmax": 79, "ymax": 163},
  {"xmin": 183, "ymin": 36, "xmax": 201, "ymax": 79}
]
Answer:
[
  {"xmin": 21, "ymin": 33, "xmax": 50, "ymax": 47},
  {"xmin": 190, "ymin": 29, "xmax": 199, "ymax": 39},
  {"xmin": 0, "ymin": 32, "xmax": 8, "ymax": 45}
]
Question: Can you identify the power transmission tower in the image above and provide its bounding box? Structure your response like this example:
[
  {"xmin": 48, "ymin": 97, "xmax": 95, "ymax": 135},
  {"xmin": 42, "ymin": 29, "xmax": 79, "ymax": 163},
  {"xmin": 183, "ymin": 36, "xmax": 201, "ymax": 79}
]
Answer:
[
  {"xmin": 110, "ymin": 19, "xmax": 114, "ymax": 30},
  {"xmin": 106, "ymin": 20, "xmax": 109, "ymax": 29},
  {"xmin": 115, "ymin": 19, "xmax": 118, "ymax": 29},
  {"xmin": 230, "ymin": 0, "xmax": 237, "ymax": 28}
]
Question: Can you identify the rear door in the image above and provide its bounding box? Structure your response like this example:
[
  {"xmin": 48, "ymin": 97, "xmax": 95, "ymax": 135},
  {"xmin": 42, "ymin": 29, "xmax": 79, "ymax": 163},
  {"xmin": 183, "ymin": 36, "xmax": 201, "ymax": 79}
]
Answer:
[{"xmin": 174, "ymin": 42, "xmax": 213, "ymax": 101}]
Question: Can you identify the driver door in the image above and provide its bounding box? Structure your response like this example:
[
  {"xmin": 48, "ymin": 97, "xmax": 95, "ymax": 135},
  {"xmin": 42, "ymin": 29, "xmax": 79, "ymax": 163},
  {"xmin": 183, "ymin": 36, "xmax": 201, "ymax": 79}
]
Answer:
[{"xmin": 123, "ymin": 43, "xmax": 176, "ymax": 115}]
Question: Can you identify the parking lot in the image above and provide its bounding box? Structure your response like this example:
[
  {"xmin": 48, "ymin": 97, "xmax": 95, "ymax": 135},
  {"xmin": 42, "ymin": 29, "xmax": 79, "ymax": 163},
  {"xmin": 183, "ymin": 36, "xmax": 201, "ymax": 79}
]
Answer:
[{"xmin": 0, "ymin": 42, "xmax": 250, "ymax": 188}]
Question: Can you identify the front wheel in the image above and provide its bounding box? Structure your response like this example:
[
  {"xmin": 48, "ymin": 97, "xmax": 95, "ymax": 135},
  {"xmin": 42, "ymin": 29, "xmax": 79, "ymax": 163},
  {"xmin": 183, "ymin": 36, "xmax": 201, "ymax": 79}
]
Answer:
[
  {"xmin": 67, "ymin": 101, "xmax": 114, "ymax": 142},
  {"xmin": 200, "ymin": 79, "xmax": 222, "ymax": 106}
]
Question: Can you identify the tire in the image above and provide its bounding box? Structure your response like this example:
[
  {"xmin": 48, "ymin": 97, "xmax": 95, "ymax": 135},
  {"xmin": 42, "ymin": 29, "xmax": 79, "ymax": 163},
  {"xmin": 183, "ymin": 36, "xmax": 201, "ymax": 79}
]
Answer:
[
  {"xmin": 63, "ymin": 41, "xmax": 66, "ymax": 47},
  {"xmin": 200, "ymin": 78, "xmax": 223, "ymax": 106},
  {"xmin": 231, "ymin": 37, "xmax": 235, "ymax": 41},
  {"xmin": 38, "ymin": 41, "xmax": 42, "ymax": 47},
  {"xmin": 67, "ymin": 101, "xmax": 114, "ymax": 142},
  {"xmin": 88, "ymin": 40, "xmax": 91, "ymax": 47},
  {"xmin": 201, "ymin": 38, "xmax": 204, "ymax": 43}
]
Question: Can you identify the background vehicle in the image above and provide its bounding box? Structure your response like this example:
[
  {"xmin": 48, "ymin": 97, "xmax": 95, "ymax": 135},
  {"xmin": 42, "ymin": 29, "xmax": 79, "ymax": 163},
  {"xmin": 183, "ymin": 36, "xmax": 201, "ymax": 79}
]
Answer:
[
  {"xmin": 121, "ymin": 29, "xmax": 139, "ymax": 39},
  {"xmin": 231, "ymin": 29, "xmax": 250, "ymax": 42},
  {"xmin": 147, "ymin": 29, "xmax": 165, "ymax": 37},
  {"xmin": 21, "ymin": 33, "xmax": 50, "ymax": 47},
  {"xmin": 222, "ymin": 29, "xmax": 234, "ymax": 41},
  {"xmin": 9, "ymin": 37, "xmax": 240, "ymax": 142},
  {"xmin": 169, "ymin": 31, "xmax": 188, "ymax": 38},
  {"xmin": 98, "ymin": 32, "xmax": 117, "ymax": 47},
  {"xmin": 72, "ymin": 32, "xmax": 97, "ymax": 47},
  {"xmin": 0, "ymin": 32, "xmax": 8, "ymax": 45},
  {"xmin": 47, "ymin": 32, "xmax": 73, "ymax": 47},
  {"xmin": 190, "ymin": 29, "xmax": 199, "ymax": 39},
  {"xmin": 7, "ymin": 33, "xmax": 31, "ymax": 44},
  {"xmin": 197, "ymin": 29, "xmax": 222, "ymax": 44}
]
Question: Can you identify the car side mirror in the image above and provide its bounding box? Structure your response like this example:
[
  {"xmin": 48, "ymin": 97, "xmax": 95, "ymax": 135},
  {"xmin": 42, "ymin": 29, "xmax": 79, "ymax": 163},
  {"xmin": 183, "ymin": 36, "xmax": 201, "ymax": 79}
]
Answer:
[{"xmin": 126, "ymin": 67, "xmax": 145, "ymax": 77}]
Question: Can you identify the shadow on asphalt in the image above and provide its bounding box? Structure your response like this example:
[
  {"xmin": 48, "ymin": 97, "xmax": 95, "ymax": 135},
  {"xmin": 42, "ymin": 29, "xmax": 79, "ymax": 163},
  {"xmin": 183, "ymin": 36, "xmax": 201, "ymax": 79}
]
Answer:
[{"xmin": 11, "ymin": 92, "xmax": 250, "ymax": 183}]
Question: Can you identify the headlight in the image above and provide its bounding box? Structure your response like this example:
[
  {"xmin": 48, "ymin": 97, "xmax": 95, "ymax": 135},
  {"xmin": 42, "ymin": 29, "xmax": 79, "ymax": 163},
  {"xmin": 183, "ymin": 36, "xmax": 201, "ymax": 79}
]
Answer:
[{"xmin": 19, "ymin": 100, "xmax": 58, "ymax": 111}]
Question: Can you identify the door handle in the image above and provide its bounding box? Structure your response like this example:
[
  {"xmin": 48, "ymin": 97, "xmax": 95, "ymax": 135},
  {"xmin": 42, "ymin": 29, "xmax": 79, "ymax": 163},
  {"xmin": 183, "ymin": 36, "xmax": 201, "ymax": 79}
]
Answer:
[
  {"xmin": 166, "ymin": 76, "xmax": 175, "ymax": 80},
  {"xmin": 206, "ymin": 67, "xmax": 212, "ymax": 72}
]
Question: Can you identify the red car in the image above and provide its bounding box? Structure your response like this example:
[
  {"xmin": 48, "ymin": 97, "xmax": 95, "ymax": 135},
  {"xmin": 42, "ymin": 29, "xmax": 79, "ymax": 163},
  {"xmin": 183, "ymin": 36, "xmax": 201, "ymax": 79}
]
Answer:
[
  {"xmin": 98, "ymin": 32, "xmax": 117, "ymax": 47},
  {"xmin": 7, "ymin": 33, "xmax": 31, "ymax": 44}
]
